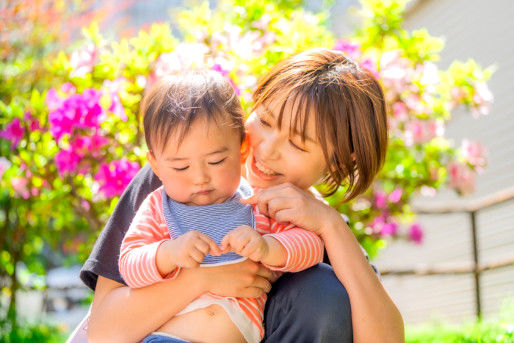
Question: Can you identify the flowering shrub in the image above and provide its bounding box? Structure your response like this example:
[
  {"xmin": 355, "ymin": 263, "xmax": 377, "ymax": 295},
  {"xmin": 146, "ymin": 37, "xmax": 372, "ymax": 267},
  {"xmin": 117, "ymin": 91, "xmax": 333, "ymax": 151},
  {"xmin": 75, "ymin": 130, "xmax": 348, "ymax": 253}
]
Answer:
[{"xmin": 0, "ymin": 0, "xmax": 493, "ymax": 312}]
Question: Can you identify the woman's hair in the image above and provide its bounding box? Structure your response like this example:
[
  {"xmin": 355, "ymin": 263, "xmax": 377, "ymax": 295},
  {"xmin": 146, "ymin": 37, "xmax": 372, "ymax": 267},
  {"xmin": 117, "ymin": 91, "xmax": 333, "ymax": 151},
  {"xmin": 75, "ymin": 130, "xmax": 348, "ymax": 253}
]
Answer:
[
  {"xmin": 253, "ymin": 48, "xmax": 388, "ymax": 200},
  {"xmin": 141, "ymin": 69, "xmax": 245, "ymax": 155}
]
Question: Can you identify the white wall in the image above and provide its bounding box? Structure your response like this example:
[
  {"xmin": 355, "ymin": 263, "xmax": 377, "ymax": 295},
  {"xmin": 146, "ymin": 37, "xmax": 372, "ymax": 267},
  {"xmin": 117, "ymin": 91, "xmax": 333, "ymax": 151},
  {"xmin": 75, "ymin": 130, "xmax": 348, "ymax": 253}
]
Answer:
[{"xmin": 374, "ymin": 0, "xmax": 514, "ymax": 324}]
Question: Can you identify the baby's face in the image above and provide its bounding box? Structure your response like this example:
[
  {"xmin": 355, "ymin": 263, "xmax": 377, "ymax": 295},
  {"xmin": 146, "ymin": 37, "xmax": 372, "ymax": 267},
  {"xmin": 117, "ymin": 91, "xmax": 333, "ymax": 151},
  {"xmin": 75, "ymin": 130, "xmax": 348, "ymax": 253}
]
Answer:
[{"xmin": 149, "ymin": 117, "xmax": 242, "ymax": 206}]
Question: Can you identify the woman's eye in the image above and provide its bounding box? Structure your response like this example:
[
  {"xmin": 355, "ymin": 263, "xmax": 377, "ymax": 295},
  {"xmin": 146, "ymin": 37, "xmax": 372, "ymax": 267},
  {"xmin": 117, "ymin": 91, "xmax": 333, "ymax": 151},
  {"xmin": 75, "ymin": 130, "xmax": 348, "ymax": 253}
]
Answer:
[
  {"xmin": 289, "ymin": 139, "xmax": 307, "ymax": 152},
  {"xmin": 173, "ymin": 166, "xmax": 189, "ymax": 171},
  {"xmin": 259, "ymin": 117, "xmax": 272, "ymax": 127},
  {"xmin": 209, "ymin": 158, "xmax": 226, "ymax": 165}
]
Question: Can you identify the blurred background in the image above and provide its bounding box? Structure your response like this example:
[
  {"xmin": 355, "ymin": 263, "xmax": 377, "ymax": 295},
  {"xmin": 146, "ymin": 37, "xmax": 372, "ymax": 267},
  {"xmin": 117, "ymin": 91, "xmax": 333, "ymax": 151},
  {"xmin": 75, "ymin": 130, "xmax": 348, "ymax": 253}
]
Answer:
[{"xmin": 1, "ymin": 0, "xmax": 512, "ymax": 341}]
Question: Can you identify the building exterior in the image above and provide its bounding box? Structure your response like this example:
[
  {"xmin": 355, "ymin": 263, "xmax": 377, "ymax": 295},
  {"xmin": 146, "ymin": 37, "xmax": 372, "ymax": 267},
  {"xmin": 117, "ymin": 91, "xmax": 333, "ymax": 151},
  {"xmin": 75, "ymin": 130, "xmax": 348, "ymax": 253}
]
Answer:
[{"xmin": 373, "ymin": 0, "xmax": 514, "ymax": 324}]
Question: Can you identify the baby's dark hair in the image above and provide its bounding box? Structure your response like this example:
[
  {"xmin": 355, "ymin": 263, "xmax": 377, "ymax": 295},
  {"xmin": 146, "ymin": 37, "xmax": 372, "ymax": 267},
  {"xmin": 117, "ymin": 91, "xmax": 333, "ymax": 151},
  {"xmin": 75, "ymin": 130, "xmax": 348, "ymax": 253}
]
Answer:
[{"xmin": 141, "ymin": 69, "xmax": 245, "ymax": 155}]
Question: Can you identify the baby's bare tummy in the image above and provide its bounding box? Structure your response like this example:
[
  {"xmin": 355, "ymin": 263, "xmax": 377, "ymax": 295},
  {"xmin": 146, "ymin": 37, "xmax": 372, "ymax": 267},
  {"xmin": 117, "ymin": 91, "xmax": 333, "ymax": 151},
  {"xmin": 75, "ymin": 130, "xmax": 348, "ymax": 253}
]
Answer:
[{"xmin": 156, "ymin": 304, "xmax": 245, "ymax": 343}]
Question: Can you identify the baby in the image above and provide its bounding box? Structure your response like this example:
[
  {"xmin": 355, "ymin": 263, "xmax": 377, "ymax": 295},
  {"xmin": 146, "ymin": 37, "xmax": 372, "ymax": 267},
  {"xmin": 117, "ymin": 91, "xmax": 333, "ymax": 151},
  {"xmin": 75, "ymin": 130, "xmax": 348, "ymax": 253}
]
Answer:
[{"xmin": 119, "ymin": 70, "xmax": 323, "ymax": 343}]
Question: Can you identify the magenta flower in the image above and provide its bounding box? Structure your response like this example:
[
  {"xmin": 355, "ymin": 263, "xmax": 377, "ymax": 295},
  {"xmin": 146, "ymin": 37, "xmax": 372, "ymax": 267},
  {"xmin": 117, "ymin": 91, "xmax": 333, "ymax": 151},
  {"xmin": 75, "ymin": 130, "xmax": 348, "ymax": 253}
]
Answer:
[
  {"xmin": 48, "ymin": 89, "xmax": 104, "ymax": 141},
  {"xmin": 109, "ymin": 93, "xmax": 127, "ymax": 121},
  {"xmin": 72, "ymin": 134, "xmax": 109, "ymax": 157},
  {"xmin": 0, "ymin": 118, "xmax": 24, "ymax": 150},
  {"xmin": 380, "ymin": 221, "xmax": 399, "ymax": 236},
  {"xmin": 55, "ymin": 149, "xmax": 82, "ymax": 175},
  {"xmin": 374, "ymin": 190, "xmax": 388, "ymax": 209},
  {"xmin": 388, "ymin": 188, "xmax": 403, "ymax": 203},
  {"xmin": 24, "ymin": 111, "xmax": 41, "ymax": 132},
  {"xmin": 212, "ymin": 64, "xmax": 241, "ymax": 95},
  {"xmin": 95, "ymin": 159, "xmax": 140, "ymax": 198},
  {"xmin": 333, "ymin": 40, "xmax": 361, "ymax": 60},
  {"xmin": 360, "ymin": 59, "xmax": 379, "ymax": 78},
  {"xmin": 409, "ymin": 224, "xmax": 423, "ymax": 244}
]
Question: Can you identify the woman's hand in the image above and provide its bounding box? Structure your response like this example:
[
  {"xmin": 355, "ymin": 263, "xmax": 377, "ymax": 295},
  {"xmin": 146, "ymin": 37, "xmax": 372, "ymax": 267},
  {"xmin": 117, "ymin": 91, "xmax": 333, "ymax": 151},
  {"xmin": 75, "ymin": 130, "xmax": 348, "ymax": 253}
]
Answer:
[
  {"xmin": 189, "ymin": 259, "xmax": 276, "ymax": 298},
  {"xmin": 241, "ymin": 183, "xmax": 342, "ymax": 236}
]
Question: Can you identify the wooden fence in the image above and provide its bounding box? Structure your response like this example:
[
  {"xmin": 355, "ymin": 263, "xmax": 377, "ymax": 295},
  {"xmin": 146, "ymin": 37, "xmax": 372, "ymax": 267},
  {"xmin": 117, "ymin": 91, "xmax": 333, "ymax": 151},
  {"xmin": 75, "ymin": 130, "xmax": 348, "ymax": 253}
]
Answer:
[{"xmin": 380, "ymin": 186, "xmax": 514, "ymax": 319}]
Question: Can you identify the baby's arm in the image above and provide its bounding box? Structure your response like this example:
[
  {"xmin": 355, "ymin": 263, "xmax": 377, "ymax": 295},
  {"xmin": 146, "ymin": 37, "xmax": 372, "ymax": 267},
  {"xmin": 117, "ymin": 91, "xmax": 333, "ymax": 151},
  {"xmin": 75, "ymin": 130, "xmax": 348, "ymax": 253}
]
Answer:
[{"xmin": 119, "ymin": 190, "xmax": 180, "ymax": 288}]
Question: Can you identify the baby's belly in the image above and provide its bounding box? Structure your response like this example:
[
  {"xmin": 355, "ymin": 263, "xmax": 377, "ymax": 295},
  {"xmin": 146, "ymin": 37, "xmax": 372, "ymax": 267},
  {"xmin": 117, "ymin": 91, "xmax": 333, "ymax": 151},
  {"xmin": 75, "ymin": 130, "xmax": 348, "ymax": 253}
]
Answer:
[{"xmin": 156, "ymin": 304, "xmax": 245, "ymax": 343}]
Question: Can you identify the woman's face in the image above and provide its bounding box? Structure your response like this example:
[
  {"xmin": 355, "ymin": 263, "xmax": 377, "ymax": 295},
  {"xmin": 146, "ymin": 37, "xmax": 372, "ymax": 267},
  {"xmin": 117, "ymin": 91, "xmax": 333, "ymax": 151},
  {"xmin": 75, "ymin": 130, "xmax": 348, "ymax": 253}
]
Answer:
[{"xmin": 243, "ymin": 101, "xmax": 328, "ymax": 191}]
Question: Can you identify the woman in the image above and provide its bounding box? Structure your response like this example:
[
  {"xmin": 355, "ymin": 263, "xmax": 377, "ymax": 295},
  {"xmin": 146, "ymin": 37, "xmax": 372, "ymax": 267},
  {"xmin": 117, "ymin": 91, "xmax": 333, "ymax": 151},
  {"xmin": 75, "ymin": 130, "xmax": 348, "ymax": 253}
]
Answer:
[{"xmin": 80, "ymin": 48, "xmax": 404, "ymax": 342}]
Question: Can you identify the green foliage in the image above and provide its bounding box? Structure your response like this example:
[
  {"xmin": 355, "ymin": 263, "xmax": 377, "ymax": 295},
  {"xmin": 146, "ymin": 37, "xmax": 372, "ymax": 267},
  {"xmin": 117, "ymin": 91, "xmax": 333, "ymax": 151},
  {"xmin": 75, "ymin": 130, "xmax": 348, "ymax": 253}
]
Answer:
[
  {"xmin": 0, "ymin": 318, "xmax": 66, "ymax": 343},
  {"xmin": 406, "ymin": 299, "xmax": 514, "ymax": 342}
]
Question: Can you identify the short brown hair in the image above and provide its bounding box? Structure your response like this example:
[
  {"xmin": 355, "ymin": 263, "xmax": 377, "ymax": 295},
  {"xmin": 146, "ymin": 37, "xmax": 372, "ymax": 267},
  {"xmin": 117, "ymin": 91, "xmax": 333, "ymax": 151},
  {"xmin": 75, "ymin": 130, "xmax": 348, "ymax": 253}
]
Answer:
[
  {"xmin": 253, "ymin": 48, "xmax": 388, "ymax": 200},
  {"xmin": 141, "ymin": 69, "xmax": 245, "ymax": 155}
]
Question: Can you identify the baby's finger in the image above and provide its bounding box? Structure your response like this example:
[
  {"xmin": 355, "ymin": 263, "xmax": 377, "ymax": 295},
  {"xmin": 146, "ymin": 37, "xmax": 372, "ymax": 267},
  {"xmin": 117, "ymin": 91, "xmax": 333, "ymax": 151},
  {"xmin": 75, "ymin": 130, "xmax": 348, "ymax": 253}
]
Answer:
[
  {"xmin": 240, "ymin": 238, "xmax": 261, "ymax": 258},
  {"xmin": 198, "ymin": 234, "xmax": 221, "ymax": 256},
  {"xmin": 190, "ymin": 248, "xmax": 207, "ymax": 264},
  {"xmin": 220, "ymin": 232, "xmax": 233, "ymax": 252},
  {"xmin": 194, "ymin": 238, "xmax": 211, "ymax": 256},
  {"xmin": 231, "ymin": 233, "xmax": 252, "ymax": 254}
]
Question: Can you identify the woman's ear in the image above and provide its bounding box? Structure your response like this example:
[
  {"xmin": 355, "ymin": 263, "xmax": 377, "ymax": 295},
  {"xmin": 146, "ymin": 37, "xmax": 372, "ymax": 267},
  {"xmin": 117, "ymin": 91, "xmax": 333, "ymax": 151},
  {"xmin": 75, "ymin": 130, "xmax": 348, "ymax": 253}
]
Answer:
[
  {"xmin": 240, "ymin": 134, "xmax": 250, "ymax": 164},
  {"xmin": 146, "ymin": 151, "xmax": 162, "ymax": 181}
]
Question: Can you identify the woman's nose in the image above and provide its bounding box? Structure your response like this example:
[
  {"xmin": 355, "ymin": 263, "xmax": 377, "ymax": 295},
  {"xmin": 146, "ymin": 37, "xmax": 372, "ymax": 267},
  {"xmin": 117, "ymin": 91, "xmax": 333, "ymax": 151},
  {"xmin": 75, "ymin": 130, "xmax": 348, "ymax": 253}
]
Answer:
[{"xmin": 259, "ymin": 131, "xmax": 280, "ymax": 160}]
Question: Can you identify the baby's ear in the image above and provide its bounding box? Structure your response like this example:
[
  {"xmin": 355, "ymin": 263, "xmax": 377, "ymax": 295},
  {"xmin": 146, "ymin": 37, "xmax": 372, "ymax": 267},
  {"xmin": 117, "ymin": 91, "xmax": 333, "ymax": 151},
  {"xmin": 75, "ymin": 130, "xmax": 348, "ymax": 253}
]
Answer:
[{"xmin": 146, "ymin": 151, "xmax": 161, "ymax": 180}]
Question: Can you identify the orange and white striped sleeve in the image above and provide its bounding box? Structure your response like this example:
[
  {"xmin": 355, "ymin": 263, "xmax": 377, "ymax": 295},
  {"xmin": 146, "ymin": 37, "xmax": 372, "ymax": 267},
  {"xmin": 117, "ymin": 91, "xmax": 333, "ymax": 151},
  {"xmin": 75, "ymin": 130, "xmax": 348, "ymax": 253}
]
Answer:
[
  {"xmin": 119, "ymin": 187, "xmax": 180, "ymax": 288},
  {"xmin": 253, "ymin": 207, "xmax": 324, "ymax": 273}
]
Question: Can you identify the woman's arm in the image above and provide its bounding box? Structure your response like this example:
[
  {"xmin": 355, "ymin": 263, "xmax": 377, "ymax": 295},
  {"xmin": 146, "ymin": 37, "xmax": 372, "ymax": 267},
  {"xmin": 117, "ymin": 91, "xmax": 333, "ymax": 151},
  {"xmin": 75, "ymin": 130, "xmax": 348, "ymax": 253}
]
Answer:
[
  {"xmin": 320, "ymin": 214, "xmax": 404, "ymax": 343},
  {"xmin": 87, "ymin": 260, "xmax": 274, "ymax": 343},
  {"xmin": 243, "ymin": 183, "xmax": 404, "ymax": 343}
]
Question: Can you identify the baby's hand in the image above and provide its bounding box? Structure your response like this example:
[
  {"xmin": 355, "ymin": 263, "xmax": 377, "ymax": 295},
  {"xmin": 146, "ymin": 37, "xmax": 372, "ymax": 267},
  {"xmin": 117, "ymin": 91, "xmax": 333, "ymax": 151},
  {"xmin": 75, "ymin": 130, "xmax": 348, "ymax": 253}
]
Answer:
[
  {"xmin": 166, "ymin": 231, "xmax": 221, "ymax": 268},
  {"xmin": 220, "ymin": 225, "xmax": 269, "ymax": 262}
]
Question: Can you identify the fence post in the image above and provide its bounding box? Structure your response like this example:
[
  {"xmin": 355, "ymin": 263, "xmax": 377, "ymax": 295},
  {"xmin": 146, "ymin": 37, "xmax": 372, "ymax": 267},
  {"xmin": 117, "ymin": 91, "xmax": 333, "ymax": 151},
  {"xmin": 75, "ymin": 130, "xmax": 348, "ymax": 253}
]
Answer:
[{"xmin": 470, "ymin": 210, "xmax": 481, "ymax": 319}]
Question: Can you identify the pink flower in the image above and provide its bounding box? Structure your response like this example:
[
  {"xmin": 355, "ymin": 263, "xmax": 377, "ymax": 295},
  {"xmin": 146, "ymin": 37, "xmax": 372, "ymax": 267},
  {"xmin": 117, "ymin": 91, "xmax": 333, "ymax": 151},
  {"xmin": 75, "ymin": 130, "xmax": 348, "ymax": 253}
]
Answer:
[
  {"xmin": 388, "ymin": 188, "xmax": 403, "ymax": 203},
  {"xmin": 11, "ymin": 177, "xmax": 29, "ymax": 199},
  {"xmin": 448, "ymin": 161, "xmax": 475, "ymax": 195},
  {"xmin": 393, "ymin": 102, "xmax": 408, "ymax": 120},
  {"xmin": 360, "ymin": 59, "xmax": 379, "ymax": 78},
  {"xmin": 0, "ymin": 118, "xmax": 24, "ymax": 150},
  {"xmin": 374, "ymin": 190, "xmax": 388, "ymax": 209},
  {"xmin": 95, "ymin": 159, "xmax": 140, "ymax": 197},
  {"xmin": 460, "ymin": 139, "xmax": 487, "ymax": 170},
  {"xmin": 409, "ymin": 223, "xmax": 423, "ymax": 244},
  {"xmin": 472, "ymin": 82, "xmax": 493, "ymax": 116},
  {"xmin": 103, "ymin": 79, "xmax": 128, "ymax": 121},
  {"xmin": 70, "ymin": 43, "xmax": 98, "ymax": 78},
  {"xmin": 380, "ymin": 52, "xmax": 410, "ymax": 94},
  {"xmin": 212, "ymin": 64, "xmax": 241, "ymax": 95},
  {"xmin": 333, "ymin": 40, "xmax": 361, "ymax": 60},
  {"xmin": 55, "ymin": 149, "xmax": 82, "ymax": 175},
  {"xmin": 0, "ymin": 157, "xmax": 11, "ymax": 179},
  {"xmin": 404, "ymin": 119, "xmax": 443, "ymax": 146}
]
